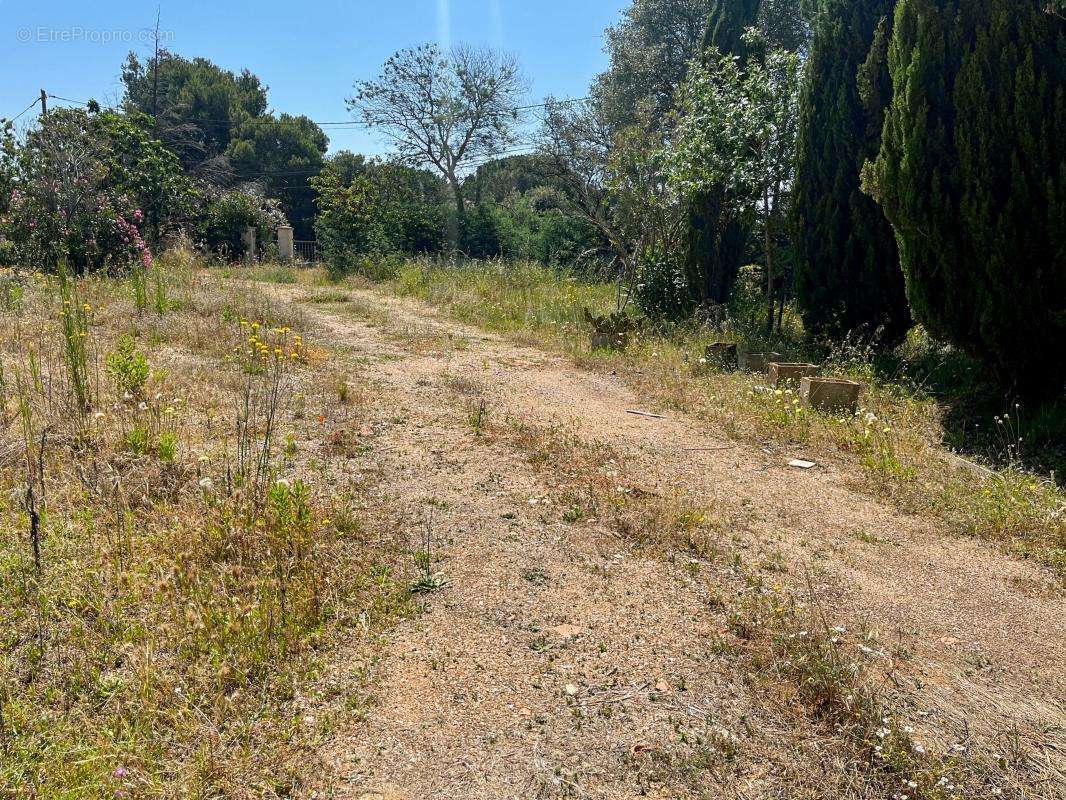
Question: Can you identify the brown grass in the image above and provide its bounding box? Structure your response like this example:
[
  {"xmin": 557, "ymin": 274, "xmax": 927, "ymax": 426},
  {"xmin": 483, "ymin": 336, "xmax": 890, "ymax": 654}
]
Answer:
[{"xmin": 0, "ymin": 257, "xmax": 411, "ymax": 797}]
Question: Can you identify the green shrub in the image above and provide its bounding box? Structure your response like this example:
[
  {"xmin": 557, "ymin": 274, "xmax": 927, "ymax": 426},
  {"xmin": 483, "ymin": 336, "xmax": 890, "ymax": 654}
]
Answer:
[
  {"xmin": 634, "ymin": 249, "xmax": 695, "ymax": 322},
  {"xmin": 199, "ymin": 190, "xmax": 286, "ymax": 261},
  {"xmin": 106, "ymin": 334, "xmax": 150, "ymax": 398}
]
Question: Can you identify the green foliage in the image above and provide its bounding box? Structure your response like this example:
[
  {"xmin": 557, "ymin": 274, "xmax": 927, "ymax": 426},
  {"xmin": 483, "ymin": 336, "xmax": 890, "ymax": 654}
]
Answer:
[
  {"xmin": 684, "ymin": 0, "xmax": 763, "ymax": 306},
  {"xmin": 106, "ymin": 334, "xmax": 151, "ymax": 398},
  {"xmin": 792, "ymin": 0, "xmax": 911, "ymax": 348},
  {"xmin": 121, "ymin": 51, "xmax": 269, "ymax": 175},
  {"xmin": 92, "ymin": 111, "xmax": 198, "ymax": 245},
  {"xmin": 669, "ymin": 32, "xmax": 802, "ymax": 333},
  {"xmin": 199, "ymin": 189, "xmax": 286, "ymax": 261},
  {"xmin": 312, "ymin": 161, "xmax": 445, "ymax": 279},
  {"xmin": 867, "ymin": 0, "xmax": 1066, "ymax": 398},
  {"xmin": 460, "ymin": 204, "xmax": 502, "ymax": 259},
  {"xmin": 634, "ymin": 247, "xmax": 696, "ymax": 321},
  {"xmin": 595, "ymin": 0, "xmax": 715, "ymax": 129},
  {"xmin": 57, "ymin": 270, "xmax": 93, "ymax": 412},
  {"xmin": 3, "ymin": 109, "xmax": 187, "ymax": 273},
  {"xmin": 584, "ymin": 308, "xmax": 638, "ymax": 336},
  {"xmin": 122, "ymin": 52, "xmax": 328, "ymax": 237},
  {"xmin": 227, "ymin": 113, "xmax": 329, "ymax": 238}
]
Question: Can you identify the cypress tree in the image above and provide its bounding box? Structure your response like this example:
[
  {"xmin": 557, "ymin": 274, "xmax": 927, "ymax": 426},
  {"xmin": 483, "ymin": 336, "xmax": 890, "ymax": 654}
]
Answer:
[
  {"xmin": 869, "ymin": 0, "xmax": 1065, "ymax": 397},
  {"xmin": 684, "ymin": 0, "xmax": 762, "ymax": 307},
  {"xmin": 792, "ymin": 0, "xmax": 912, "ymax": 347}
]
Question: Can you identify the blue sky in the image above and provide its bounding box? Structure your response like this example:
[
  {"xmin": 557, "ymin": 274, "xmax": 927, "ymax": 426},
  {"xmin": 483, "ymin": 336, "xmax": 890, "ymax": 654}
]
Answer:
[{"xmin": 1, "ymin": 0, "xmax": 625, "ymax": 155}]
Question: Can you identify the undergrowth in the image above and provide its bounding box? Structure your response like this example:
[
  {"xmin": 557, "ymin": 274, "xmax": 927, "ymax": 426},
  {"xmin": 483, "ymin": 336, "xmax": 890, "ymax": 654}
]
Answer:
[
  {"xmin": 0, "ymin": 257, "xmax": 410, "ymax": 797},
  {"xmin": 320, "ymin": 257, "xmax": 1064, "ymax": 576}
]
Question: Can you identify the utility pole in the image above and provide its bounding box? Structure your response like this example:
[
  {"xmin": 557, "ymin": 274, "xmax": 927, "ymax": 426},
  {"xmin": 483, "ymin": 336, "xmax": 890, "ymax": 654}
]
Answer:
[
  {"xmin": 151, "ymin": 9, "xmax": 161, "ymax": 135},
  {"xmin": 39, "ymin": 89, "xmax": 47, "ymax": 119}
]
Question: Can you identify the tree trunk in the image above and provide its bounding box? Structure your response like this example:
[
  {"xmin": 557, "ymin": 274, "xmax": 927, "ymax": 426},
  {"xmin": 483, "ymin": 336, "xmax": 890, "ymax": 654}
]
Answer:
[{"xmin": 446, "ymin": 174, "xmax": 465, "ymax": 253}]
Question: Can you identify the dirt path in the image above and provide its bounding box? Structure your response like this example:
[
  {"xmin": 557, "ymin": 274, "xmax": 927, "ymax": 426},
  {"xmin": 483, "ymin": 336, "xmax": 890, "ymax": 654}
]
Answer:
[{"xmin": 262, "ymin": 283, "xmax": 1065, "ymax": 799}]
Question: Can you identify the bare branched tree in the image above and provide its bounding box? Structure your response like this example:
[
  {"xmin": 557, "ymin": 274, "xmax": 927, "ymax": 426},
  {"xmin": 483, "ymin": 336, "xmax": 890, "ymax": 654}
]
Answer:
[{"xmin": 350, "ymin": 44, "xmax": 528, "ymax": 229}]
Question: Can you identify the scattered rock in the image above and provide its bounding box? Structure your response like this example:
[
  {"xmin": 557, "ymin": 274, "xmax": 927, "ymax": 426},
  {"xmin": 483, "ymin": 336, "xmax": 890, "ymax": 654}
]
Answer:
[{"xmin": 552, "ymin": 624, "xmax": 586, "ymax": 640}]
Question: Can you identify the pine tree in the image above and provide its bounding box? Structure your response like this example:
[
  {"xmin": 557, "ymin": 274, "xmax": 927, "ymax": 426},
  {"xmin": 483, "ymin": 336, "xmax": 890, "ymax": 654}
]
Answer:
[
  {"xmin": 792, "ymin": 0, "xmax": 911, "ymax": 347},
  {"xmin": 683, "ymin": 0, "xmax": 762, "ymax": 306},
  {"xmin": 869, "ymin": 0, "xmax": 1065, "ymax": 397}
]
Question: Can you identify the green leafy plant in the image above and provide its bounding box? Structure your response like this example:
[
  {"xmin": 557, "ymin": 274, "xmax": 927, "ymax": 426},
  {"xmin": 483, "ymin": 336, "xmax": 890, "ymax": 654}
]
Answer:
[
  {"xmin": 57, "ymin": 269, "xmax": 94, "ymax": 412},
  {"xmin": 583, "ymin": 308, "xmax": 635, "ymax": 338},
  {"xmin": 106, "ymin": 334, "xmax": 150, "ymax": 398}
]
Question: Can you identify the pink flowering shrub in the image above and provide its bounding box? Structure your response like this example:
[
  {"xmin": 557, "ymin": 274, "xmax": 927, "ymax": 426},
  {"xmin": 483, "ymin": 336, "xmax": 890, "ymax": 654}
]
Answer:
[{"xmin": 1, "ymin": 109, "xmax": 193, "ymax": 273}]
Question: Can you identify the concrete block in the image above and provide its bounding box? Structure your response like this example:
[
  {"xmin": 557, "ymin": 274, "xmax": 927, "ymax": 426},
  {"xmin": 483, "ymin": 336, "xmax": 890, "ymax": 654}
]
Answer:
[
  {"xmin": 768, "ymin": 362, "xmax": 820, "ymax": 387},
  {"xmin": 277, "ymin": 225, "xmax": 294, "ymax": 262},
  {"xmin": 704, "ymin": 342, "xmax": 738, "ymax": 370},
  {"xmin": 800, "ymin": 377, "xmax": 863, "ymax": 413},
  {"xmin": 738, "ymin": 351, "xmax": 782, "ymax": 372}
]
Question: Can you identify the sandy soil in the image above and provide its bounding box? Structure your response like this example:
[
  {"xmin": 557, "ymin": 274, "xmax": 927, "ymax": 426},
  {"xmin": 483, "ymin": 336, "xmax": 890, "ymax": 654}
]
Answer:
[{"xmin": 260, "ymin": 283, "xmax": 1064, "ymax": 800}]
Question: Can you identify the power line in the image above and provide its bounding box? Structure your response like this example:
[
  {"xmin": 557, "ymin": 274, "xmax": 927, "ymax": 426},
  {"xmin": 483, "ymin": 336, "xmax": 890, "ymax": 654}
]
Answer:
[
  {"xmin": 7, "ymin": 93, "xmax": 591, "ymax": 131},
  {"xmin": 95, "ymin": 95, "xmax": 591, "ymax": 128},
  {"xmin": 4, "ymin": 96, "xmax": 42, "ymax": 123},
  {"xmin": 47, "ymin": 94, "xmax": 93, "ymax": 106}
]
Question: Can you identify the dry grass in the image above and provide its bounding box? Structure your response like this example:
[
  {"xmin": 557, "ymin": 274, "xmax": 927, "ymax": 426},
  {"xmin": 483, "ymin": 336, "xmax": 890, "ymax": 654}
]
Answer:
[
  {"xmin": 0, "ymin": 254, "xmax": 411, "ymax": 797},
  {"xmin": 346, "ymin": 258, "xmax": 1065, "ymax": 576},
  {"xmin": 482, "ymin": 415, "xmax": 1021, "ymax": 800}
]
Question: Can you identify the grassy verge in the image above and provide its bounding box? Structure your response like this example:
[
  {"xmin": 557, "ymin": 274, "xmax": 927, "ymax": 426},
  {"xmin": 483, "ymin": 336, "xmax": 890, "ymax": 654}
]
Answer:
[
  {"xmin": 274, "ymin": 256, "xmax": 1064, "ymax": 575},
  {"xmin": 0, "ymin": 256, "xmax": 410, "ymax": 796}
]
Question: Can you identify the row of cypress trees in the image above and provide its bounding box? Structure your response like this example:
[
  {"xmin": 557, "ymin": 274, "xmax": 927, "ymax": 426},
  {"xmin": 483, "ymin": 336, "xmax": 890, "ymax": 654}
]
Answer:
[{"xmin": 691, "ymin": 0, "xmax": 1064, "ymax": 398}]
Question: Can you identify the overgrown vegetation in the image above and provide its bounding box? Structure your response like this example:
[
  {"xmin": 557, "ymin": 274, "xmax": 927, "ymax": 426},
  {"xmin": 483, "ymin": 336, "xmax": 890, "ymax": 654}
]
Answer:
[
  {"xmin": 324, "ymin": 257, "xmax": 1063, "ymax": 574},
  {"xmin": 0, "ymin": 261, "xmax": 410, "ymax": 795}
]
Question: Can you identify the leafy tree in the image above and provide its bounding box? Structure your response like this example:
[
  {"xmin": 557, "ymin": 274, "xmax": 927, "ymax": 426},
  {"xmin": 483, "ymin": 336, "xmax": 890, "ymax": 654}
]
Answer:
[
  {"xmin": 594, "ymin": 0, "xmax": 715, "ymax": 129},
  {"xmin": 311, "ymin": 161, "xmax": 446, "ymax": 275},
  {"xmin": 349, "ymin": 44, "xmax": 528, "ymax": 237},
  {"xmin": 460, "ymin": 203, "xmax": 503, "ymax": 258},
  {"xmin": 792, "ymin": 0, "xmax": 910, "ymax": 347},
  {"xmin": 684, "ymin": 0, "xmax": 763, "ymax": 308},
  {"xmin": 757, "ymin": 0, "xmax": 813, "ymax": 52},
  {"xmin": 122, "ymin": 51, "xmax": 268, "ymax": 182},
  {"xmin": 539, "ymin": 98, "xmax": 686, "ymax": 305},
  {"xmin": 93, "ymin": 111, "xmax": 198, "ymax": 245},
  {"xmin": 464, "ymin": 154, "xmax": 556, "ymax": 204},
  {"xmin": 228, "ymin": 113, "xmax": 329, "ymax": 238},
  {"xmin": 867, "ymin": 0, "xmax": 1065, "ymax": 397},
  {"xmin": 318, "ymin": 151, "xmax": 371, "ymax": 186},
  {"xmin": 670, "ymin": 32, "xmax": 802, "ymax": 334}
]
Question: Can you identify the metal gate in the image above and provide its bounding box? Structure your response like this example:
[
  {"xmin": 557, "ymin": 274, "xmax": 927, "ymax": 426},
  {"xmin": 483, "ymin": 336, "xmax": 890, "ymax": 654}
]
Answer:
[{"xmin": 293, "ymin": 240, "xmax": 321, "ymax": 264}]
